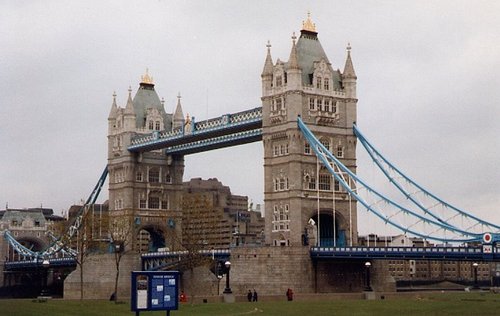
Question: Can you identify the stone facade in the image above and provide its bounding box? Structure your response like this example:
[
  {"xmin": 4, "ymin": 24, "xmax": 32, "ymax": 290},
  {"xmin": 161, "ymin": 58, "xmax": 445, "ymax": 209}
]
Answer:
[
  {"xmin": 261, "ymin": 16, "xmax": 358, "ymax": 248},
  {"xmin": 64, "ymin": 253, "xmax": 140, "ymax": 299},
  {"xmin": 107, "ymin": 75, "xmax": 185, "ymax": 252}
]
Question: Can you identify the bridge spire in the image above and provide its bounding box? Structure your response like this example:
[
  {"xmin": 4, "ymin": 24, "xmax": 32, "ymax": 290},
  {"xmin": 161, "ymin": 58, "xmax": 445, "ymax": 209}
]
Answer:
[
  {"xmin": 124, "ymin": 86, "xmax": 134, "ymax": 115},
  {"xmin": 343, "ymin": 43, "xmax": 356, "ymax": 79},
  {"xmin": 108, "ymin": 91, "xmax": 118, "ymax": 119},
  {"xmin": 342, "ymin": 43, "xmax": 357, "ymax": 99},
  {"xmin": 288, "ymin": 32, "xmax": 300, "ymax": 70},
  {"xmin": 173, "ymin": 92, "xmax": 185, "ymax": 129},
  {"xmin": 261, "ymin": 40, "xmax": 274, "ymax": 77}
]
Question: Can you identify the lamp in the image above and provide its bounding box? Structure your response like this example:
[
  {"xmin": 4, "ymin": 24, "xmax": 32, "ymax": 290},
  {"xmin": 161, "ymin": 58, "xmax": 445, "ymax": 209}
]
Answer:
[
  {"xmin": 223, "ymin": 261, "xmax": 232, "ymax": 294},
  {"xmin": 364, "ymin": 261, "xmax": 372, "ymax": 291}
]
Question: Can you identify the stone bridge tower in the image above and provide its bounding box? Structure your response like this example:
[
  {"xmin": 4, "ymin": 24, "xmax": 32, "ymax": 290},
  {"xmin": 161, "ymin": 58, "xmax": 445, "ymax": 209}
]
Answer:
[
  {"xmin": 262, "ymin": 15, "xmax": 358, "ymax": 247},
  {"xmin": 107, "ymin": 71, "xmax": 185, "ymax": 251}
]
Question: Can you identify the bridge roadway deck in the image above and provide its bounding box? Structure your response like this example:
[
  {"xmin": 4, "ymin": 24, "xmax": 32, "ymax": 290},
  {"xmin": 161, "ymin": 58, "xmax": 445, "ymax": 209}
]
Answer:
[
  {"xmin": 310, "ymin": 245, "xmax": 500, "ymax": 261},
  {"xmin": 128, "ymin": 107, "xmax": 262, "ymax": 153},
  {"xmin": 5, "ymin": 245, "xmax": 498, "ymax": 272},
  {"xmin": 3, "ymin": 257, "xmax": 76, "ymax": 271}
]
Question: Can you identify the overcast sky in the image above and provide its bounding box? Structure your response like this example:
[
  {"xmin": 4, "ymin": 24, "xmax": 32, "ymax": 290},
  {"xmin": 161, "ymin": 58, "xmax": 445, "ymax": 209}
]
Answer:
[{"xmin": 1, "ymin": 1, "xmax": 499, "ymax": 234}]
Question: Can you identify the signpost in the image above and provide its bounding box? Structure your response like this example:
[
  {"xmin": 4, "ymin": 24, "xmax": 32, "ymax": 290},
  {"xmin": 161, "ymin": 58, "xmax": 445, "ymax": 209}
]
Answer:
[{"xmin": 131, "ymin": 271, "xmax": 179, "ymax": 316}]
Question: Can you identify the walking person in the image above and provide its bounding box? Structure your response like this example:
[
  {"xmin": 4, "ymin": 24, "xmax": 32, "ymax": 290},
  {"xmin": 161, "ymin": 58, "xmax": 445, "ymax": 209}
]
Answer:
[
  {"xmin": 247, "ymin": 290, "xmax": 252, "ymax": 302},
  {"xmin": 252, "ymin": 289, "xmax": 258, "ymax": 302}
]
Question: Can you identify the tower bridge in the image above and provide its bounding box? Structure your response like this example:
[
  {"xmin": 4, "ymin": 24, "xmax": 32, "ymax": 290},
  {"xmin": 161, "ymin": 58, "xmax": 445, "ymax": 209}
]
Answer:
[{"xmin": 3, "ymin": 14, "xmax": 500, "ymax": 297}]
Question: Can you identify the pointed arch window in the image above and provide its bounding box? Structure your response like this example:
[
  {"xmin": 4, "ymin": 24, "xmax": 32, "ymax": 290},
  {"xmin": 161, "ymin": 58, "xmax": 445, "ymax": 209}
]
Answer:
[{"xmin": 320, "ymin": 138, "xmax": 330, "ymax": 152}]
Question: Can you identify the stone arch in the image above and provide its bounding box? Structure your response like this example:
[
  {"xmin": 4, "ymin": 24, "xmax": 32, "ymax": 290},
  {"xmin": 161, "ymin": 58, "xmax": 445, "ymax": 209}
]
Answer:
[
  {"xmin": 15, "ymin": 236, "xmax": 47, "ymax": 252},
  {"xmin": 308, "ymin": 208, "xmax": 347, "ymax": 247},
  {"xmin": 136, "ymin": 223, "xmax": 169, "ymax": 253}
]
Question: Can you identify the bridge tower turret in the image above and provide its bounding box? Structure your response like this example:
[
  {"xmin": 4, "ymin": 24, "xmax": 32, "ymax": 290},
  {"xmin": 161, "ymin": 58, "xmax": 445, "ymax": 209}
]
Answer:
[
  {"xmin": 262, "ymin": 15, "xmax": 358, "ymax": 247},
  {"xmin": 107, "ymin": 70, "xmax": 184, "ymax": 252}
]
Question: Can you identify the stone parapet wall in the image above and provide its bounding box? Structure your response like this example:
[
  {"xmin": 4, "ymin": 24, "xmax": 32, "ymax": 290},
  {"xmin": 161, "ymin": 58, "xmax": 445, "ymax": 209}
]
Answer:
[{"xmin": 64, "ymin": 253, "xmax": 140, "ymax": 299}]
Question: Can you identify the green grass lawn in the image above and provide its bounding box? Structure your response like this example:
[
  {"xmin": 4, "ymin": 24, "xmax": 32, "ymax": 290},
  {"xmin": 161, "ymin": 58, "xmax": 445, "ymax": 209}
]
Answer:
[{"xmin": 1, "ymin": 292, "xmax": 500, "ymax": 316}]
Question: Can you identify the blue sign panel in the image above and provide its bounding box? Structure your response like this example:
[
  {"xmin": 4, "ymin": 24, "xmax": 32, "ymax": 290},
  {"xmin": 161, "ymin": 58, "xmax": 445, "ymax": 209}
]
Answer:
[{"xmin": 131, "ymin": 271, "xmax": 179, "ymax": 313}]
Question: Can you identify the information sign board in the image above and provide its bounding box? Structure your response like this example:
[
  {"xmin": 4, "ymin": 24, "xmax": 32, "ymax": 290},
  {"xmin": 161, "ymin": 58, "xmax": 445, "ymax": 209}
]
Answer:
[{"xmin": 131, "ymin": 271, "xmax": 179, "ymax": 315}]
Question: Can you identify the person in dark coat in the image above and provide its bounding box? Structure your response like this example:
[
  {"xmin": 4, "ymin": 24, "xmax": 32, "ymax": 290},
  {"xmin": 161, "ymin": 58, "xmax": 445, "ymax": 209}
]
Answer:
[
  {"xmin": 252, "ymin": 289, "xmax": 258, "ymax": 302},
  {"xmin": 247, "ymin": 290, "xmax": 252, "ymax": 302},
  {"xmin": 286, "ymin": 288, "xmax": 293, "ymax": 301}
]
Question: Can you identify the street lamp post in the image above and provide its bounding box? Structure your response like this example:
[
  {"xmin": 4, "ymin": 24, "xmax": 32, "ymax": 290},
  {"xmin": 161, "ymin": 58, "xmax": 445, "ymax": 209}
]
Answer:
[
  {"xmin": 364, "ymin": 262, "xmax": 372, "ymax": 291},
  {"xmin": 472, "ymin": 262, "xmax": 479, "ymax": 290},
  {"xmin": 41, "ymin": 259, "xmax": 50, "ymax": 297},
  {"xmin": 223, "ymin": 261, "xmax": 232, "ymax": 294},
  {"xmin": 217, "ymin": 274, "xmax": 223, "ymax": 295}
]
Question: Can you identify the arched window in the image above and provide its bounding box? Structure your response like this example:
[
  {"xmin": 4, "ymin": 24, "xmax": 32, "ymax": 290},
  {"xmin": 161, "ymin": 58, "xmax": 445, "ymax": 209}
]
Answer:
[
  {"xmin": 155, "ymin": 121, "xmax": 161, "ymax": 130},
  {"xmin": 320, "ymin": 138, "xmax": 330, "ymax": 152}
]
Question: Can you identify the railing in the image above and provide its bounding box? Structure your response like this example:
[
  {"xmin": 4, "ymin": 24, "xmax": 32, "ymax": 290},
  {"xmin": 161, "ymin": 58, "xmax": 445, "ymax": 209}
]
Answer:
[
  {"xmin": 310, "ymin": 245, "xmax": 499, "ymax": 261},
  {"xmin": 141, "ymin": 249, "xmax": 231, "ymax": 271},
  {"xmin": 128, "ymin": 107, "xmax": 262, "ymax": 152}
]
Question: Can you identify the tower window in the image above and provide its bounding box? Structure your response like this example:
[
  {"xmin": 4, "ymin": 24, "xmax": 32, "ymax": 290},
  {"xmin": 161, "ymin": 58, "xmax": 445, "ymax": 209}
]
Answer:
[
  {"xmin": 155, "ymin": 121, "xmax": 161, "ymax": 130},
  {"xmin": 309, "ymin": 98, "xmax": 315, "ymax": 110},
  {"xmin": 308, "ymin": 177, "xmax": 316, "ymax": 190},
  {"xmin": 334, "ymin": 179, "xmax": 340, "ymax": 192},
  {"xmin": 276, "ymin": 75, "xmax": 283, "ymax": 87},
  {"xmin": 316, "ymin": 77, "xmax": 322, "ymax": 89},
  {"xmin": 332, "ymin": 101, "xmax": 338, "ymax": 113},
  {"xmin": 139, "ymin": 199, "xmax": 147, "ymax": 209},
  {"xmin": 148, "ymin": 121, "xmax": 154, "ymax": 130},
  {"xmin": 324, "ymin": 78, "xmax": 330, "ymax": 90},
  {"xmin": 165, "ymin": 173, "xmax": 172, "ymax": 183},
  {"xmin": 148, "ymin": 169, "xmax": 160, "ymax": 183},
  {"xmin": 148, "ymin": 197, "xmax": 160, "ymax": 209},
  {"xmin": 275, "ymin": 98, "xmax": 282, "ymax": 110},
  {"xmin": 337, "ymin": 146, "xmax": 344, "ymax": 158},
  {"xmin": 324, "ymin": 100, "xmax": 330, "ymax": 112},
  {"xmin": 319, "ymin": 174, "xmax": 331, "ymax": 191},
  {"xmin": 320, "ymin": 138, "xmax": 330, "ymax": 152},
  {"xmin": 136, "ymin": 172, "xmax": 143, "ymax": 182},
  {"xmin": 304, "ymin": 143, "xmax": 311, "ymax": 154}
]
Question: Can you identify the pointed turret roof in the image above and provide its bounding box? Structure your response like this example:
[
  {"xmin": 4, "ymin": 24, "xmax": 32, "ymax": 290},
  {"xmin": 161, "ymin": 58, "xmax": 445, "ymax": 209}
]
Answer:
[
  {"xmin": 108, "ymin": 91, "xmax": 118, "ymax": 119},
  {"xmin": 343, "ymin": 43, "xmax": 357, "ymax": 79},
  {"xmin": 261, "ymin": 41, "xmax": 274, "ymax": 77},
  {"xmin": 288, "ymin": 33, "xmax": 300, "ymax": 70},
  {"xmin": 173, "ymin": 93, "xmax": 184, "ymax": 123},
  {"xmin": 124, "ymin": 86, "xmax": 135, "ymax": 115}
]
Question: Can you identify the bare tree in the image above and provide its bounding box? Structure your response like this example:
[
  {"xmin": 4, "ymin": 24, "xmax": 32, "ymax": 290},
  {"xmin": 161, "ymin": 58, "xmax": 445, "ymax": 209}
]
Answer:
[
  {"xmin": 109, "ymin": 215, "xmax": 133, "ymax": 303},
  {"xmin": 51, "ymin": 205, "xmax": 108, "ymax": 300}
]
